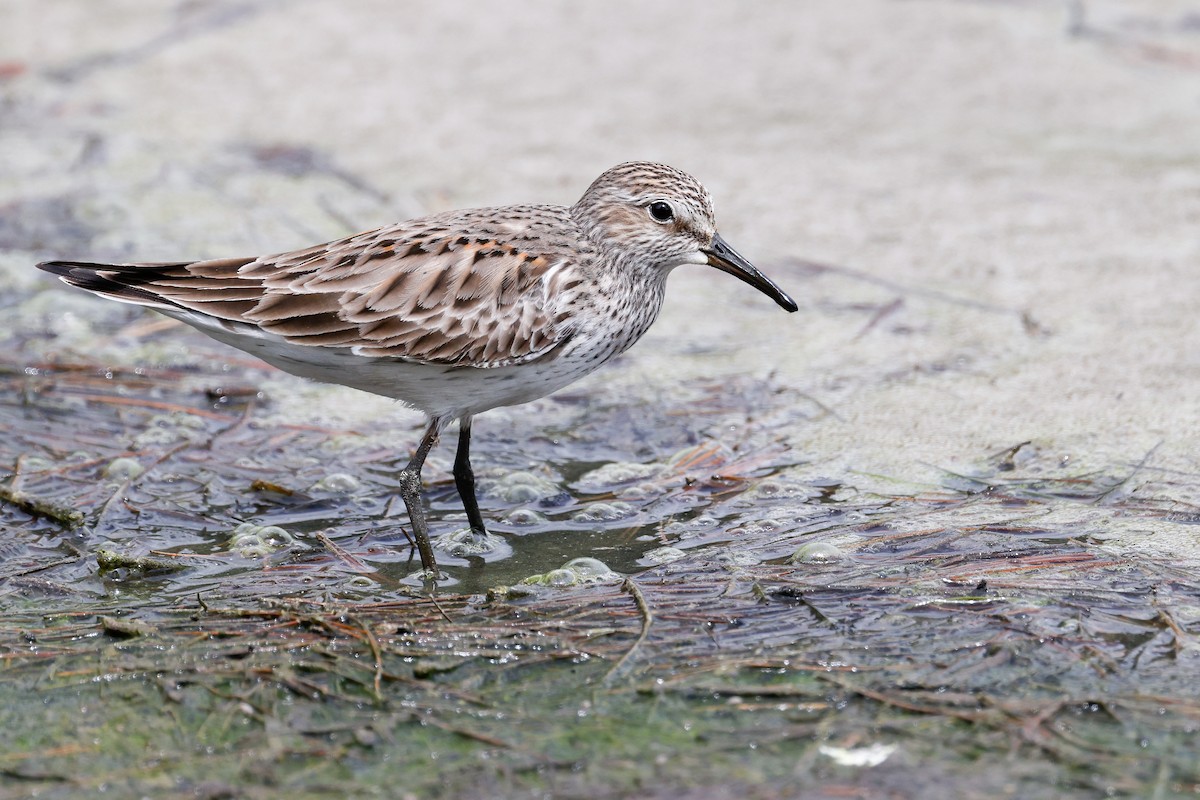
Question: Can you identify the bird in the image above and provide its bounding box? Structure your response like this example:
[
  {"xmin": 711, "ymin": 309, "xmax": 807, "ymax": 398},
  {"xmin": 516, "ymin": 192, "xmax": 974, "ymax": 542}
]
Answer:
[{"xmin": 37, "ymin": 161, "xmax": 797, "ymax": 577}]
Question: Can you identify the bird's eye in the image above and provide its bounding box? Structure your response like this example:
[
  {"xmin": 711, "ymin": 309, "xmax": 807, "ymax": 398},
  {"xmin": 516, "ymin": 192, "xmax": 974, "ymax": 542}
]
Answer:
[{"xmin": 648, "ymin": 201, "xmax": 674, "ymax": 223}]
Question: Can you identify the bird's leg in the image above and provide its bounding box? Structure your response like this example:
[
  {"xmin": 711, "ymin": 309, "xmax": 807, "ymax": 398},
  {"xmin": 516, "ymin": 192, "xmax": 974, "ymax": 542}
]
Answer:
[
  {"xmin": 398, "ymin": 418, "xmax": 442, "ymax": 573},
  {"xmin": 453, "ymin": 416, "xmax": 489, "ymax": 540}
]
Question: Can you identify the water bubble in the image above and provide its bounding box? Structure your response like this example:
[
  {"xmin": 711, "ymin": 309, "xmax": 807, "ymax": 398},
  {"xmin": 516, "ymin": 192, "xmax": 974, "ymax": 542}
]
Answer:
[
  {"xmin": 571, "ymin": 501, "xmax": 634, "ymax": 523},
  {"xmin": 103, "ymin": 457, "xmax": 144, "ymax": 481},
  {"xmin": 574, "ymin": 461, "xmax": 661, "ymax": 493},
  {"xmin": 481, "ymin": 471, "xmax": 562, "ymax": 503},
  {"xmin": 544, "ymin": 568, "xmax": 577, "ymax": 587},
  {"xmin": 789, "ymin": 542, "xmax": 844, "ymax": 564},
  {"xmin": 561, "ymin": 557, "xmax": 617, "ymax": 581},
  {"xmin": 312, "ymin": 473, "xmax": 360, "ymax": 493},
  {"xmin": 504, "ymin": 508, "xmax": 548, "ymax": 526},
  {"xmin": 521, "ymin": 556, "xmax": 620, "ymax": 588},
  {"xmin": 230, "ymin": 522, "xmax": 294, "ymax": 557},
  {"xmin": 436, "ymin": 528, "xmax": 500, "ymax": 557},
  {"xmin": 642, "ymin": 546, "xmax": 686, "ymax": 565}
]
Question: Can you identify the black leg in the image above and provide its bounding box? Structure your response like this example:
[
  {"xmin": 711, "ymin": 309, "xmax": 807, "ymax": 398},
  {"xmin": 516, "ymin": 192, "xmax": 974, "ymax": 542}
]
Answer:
[
  {"xmin": 453, "ymin": 416, "xmax": 488, "ymax": 536},
  {"xmin": 398, "ymin": 417, "xmax": 442, "ymax": 573}
]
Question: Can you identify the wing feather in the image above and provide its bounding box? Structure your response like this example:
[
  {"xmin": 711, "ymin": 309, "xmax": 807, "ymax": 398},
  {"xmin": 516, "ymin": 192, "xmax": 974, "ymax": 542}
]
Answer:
[{"xmin": 37, "ymin": 205, "xmax": 587, "ymax": 368}]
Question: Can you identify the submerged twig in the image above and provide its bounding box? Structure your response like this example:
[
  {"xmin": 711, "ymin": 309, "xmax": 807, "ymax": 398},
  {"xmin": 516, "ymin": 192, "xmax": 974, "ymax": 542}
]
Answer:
[
  {"xmin": 818, "ymin": 674, "xmax": 990, "ymax": 723},
  {"xmin": 0, "ymin": 483, "xmax": 84, "ymax": 527},
  {"xmin": 353, "ymin": 616, "xmax": 385, "ymax": 701},
  {"xmin": 605, "ymin": 578, "xmax": 653, "ymax": 684},
  {"xmin": 315, "ymin": 531, "xmax": 374, "ymax": 573},
  {"xmin": 1093, "ymin": 440, "xmax": 1162, "ymax": 506}
]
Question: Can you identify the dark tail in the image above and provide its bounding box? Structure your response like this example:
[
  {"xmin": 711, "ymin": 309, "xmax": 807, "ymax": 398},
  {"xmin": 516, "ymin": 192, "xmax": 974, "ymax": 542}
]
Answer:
[{"xmin": 36, "ymin": 260, "xmax": 193, "ymax": 308}]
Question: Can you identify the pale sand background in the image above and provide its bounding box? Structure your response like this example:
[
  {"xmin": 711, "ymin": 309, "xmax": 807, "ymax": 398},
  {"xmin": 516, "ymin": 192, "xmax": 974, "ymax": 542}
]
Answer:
[{"xmin": 4, "ymin": 1, "xmax": 1199, "ymax": 555}]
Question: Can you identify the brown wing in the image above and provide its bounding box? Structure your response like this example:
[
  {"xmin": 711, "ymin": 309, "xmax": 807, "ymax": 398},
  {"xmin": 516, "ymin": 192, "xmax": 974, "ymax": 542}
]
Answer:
[{"xmin": 39, "ymin": 206, "xmax": 587, "ymax": 368}]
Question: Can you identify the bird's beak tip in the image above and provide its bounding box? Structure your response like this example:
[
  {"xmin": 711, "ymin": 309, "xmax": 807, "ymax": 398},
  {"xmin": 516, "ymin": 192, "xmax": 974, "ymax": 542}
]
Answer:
[{"xmin": 703, "ymin": 235, "xmax": 798, "ymax": 313}]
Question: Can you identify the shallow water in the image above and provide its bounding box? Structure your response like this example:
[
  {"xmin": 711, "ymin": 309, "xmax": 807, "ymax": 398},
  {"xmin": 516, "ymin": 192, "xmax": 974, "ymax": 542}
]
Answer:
[{"xmin": 0, "ymin": 319, "xmax": 808, "ymax": 599}]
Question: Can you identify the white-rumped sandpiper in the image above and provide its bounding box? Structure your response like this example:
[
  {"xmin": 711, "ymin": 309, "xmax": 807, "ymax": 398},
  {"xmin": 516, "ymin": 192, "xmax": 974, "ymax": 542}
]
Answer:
[{"xmin": 39, "ymin": 161, "xmax": 797, "ymax": 577}]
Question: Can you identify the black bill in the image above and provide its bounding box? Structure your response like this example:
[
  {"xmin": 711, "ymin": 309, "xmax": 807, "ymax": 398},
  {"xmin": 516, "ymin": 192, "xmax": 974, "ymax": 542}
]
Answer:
[{"xmin": 701, "ymin": 234, "xmax": 797, "ymax": 312}]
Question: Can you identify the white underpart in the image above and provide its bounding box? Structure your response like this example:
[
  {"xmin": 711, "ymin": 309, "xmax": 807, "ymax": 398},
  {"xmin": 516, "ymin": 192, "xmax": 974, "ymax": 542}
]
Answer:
[{"xmin": 160, "ymin": 307, "xmax": 601, "ymax": 421}]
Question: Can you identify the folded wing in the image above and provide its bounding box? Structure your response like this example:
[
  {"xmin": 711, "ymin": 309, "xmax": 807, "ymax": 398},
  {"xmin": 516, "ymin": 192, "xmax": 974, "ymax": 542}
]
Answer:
[{"xmin": 38, "ymin": 210, "xmax": 584, "ymax": 369}]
